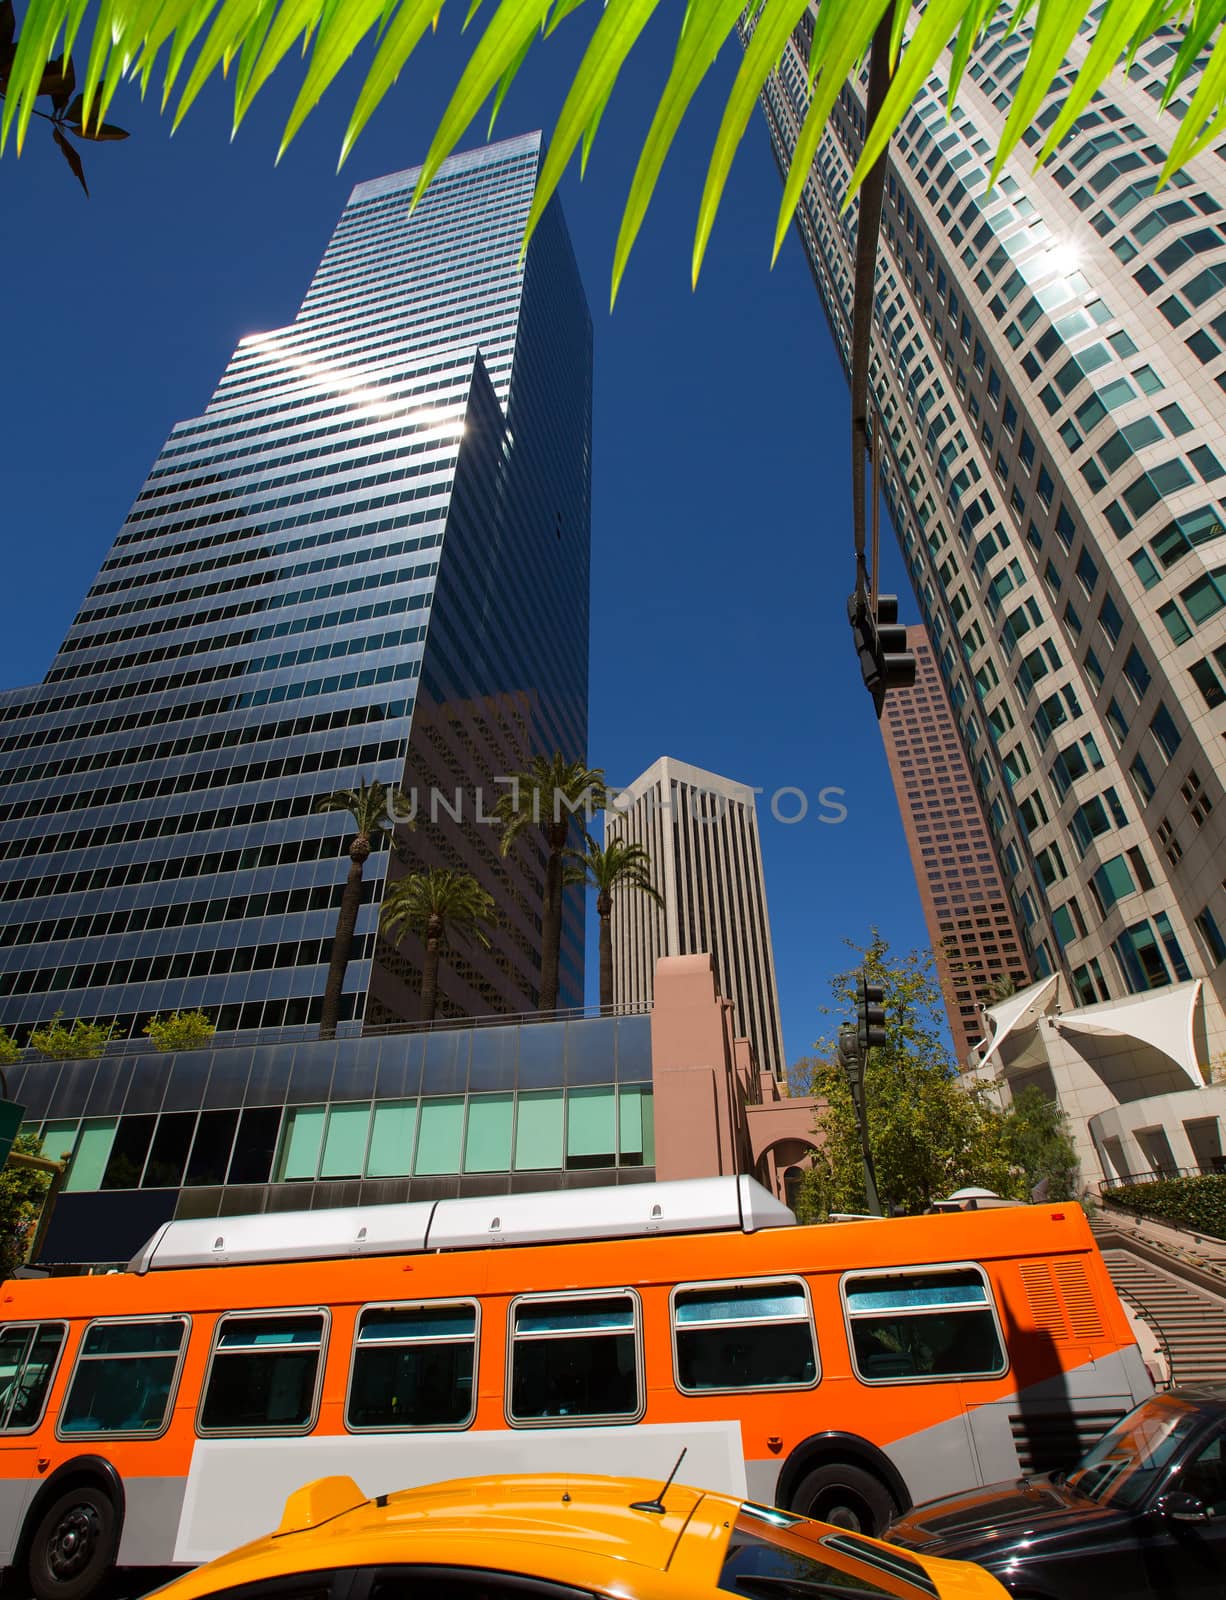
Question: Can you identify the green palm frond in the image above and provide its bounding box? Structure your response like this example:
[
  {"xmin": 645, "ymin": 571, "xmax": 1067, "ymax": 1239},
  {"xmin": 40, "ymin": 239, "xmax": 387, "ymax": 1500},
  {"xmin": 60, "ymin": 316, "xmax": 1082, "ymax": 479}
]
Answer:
[
  {"xmin": 2, "ymin": 3, "xmax": 1220, "ymax": 303},
  {"xmin": 567, "ymin": 833, "xmax": 663, "ymax": 904},
  {"xmin": 314, "ymin": 776, "xmax": 412, "ymax": 839},
  {"xmin": 492, "ymin": 751, "xmax": 607, "ymax": 852},
  {"xmin": 381, "ymin": 866, "xmax": 497, "ymax": 947}
]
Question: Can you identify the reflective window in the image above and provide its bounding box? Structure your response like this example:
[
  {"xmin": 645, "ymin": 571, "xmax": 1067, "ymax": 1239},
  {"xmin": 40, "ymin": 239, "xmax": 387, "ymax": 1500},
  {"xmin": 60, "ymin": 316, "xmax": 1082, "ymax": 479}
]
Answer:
[
  {"xmin": 199, "ymin": 1312, "xmax": 326, "ymax": 1434},
  {"xmin": 509, "ymin": 1293, "xmax": 640, "ymax": 1423},
  {"xmin": 843, "ymin": 1267, "xmax": 1006, "ymax": 1381},
  {"xmin": 0, "ymin": 1323, "xmax": 65, "ymax": 1431},
  {"xmin": 347, "ymin": 1303, "xmax": 477, "ymax": 1431},
  {"xmin": 674, "ymin": 1281, "xmax": 817, "ymax": 1392},
  {"xmin": 59, "ymin": 1318, "xmax": 187, "ymax": 1437}
]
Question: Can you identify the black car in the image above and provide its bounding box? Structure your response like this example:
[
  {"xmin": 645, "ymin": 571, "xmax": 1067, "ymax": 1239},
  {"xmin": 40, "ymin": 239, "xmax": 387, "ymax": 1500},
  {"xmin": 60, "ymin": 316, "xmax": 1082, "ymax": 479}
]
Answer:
[{"xmin": 886, "ymin": 1387, "xmax": 1226, "ymax": 1598}]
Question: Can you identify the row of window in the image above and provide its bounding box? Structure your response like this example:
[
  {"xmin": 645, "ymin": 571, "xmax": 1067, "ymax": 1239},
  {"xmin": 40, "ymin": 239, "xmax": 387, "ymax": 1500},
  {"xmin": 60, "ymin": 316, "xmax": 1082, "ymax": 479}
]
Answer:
[
  {"xmin": 8, "ymin": 621, "xmax": 428, "ymax": 730},
  {"xmin": 0, "ymin": 695, "xmax": 408, "ymax": 794},
  {"xmin": 0, "ymin": 1266, "xmax": 1008, "ymax": 1441},
  {"xmin": 33, "ymin": 1084, "xmax": 655, "ymax": 1193},
  {"xmin": 49, "ymin": 575, "xmax": 435, "ymax": 682}
]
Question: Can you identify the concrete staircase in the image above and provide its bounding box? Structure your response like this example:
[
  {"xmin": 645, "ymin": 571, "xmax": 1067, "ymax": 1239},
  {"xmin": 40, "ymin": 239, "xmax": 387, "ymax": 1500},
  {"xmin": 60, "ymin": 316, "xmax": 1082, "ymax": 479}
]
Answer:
[{"xmin": 1097, "ymin": 1242, "xmax": 1226, "ymax": 1387}]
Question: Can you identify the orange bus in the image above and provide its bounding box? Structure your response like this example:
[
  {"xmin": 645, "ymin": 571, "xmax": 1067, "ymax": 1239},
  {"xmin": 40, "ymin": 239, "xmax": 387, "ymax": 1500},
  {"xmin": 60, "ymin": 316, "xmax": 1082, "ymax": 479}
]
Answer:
[{"xmin": 0, "ymin": 1175, "xmax": 1150, "ymax": 1600}]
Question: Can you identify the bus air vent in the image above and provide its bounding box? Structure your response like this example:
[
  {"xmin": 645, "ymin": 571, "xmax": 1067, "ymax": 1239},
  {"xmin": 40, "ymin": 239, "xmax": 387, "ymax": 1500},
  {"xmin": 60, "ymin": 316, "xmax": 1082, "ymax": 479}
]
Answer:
[
  {"xmin": 1017, "ymin": 1262, "xmax": 1069, "ymax": 1339},
  {"xmin": 1010, "ymin": 1408, "xmax": 1125, "ymax": 1474},
  {"xmin": 1052, "ymin": 1260, "xmax": 1103, "ymax": 1339}
]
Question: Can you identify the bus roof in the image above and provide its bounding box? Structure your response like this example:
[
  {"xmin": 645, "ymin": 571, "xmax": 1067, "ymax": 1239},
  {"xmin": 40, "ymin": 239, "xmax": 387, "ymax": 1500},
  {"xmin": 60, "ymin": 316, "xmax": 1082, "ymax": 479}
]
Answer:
[{"xmin": 127, "ymin": 1175, "xmax": 797, "ymax": 1273}]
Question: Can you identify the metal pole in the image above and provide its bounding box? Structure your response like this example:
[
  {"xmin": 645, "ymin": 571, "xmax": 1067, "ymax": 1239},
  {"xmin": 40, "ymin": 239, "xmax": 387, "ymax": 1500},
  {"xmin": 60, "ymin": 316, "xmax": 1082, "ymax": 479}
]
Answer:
[{"xmin": 838, "ymin": 1023, "xmax": 883, "ymax": 1216}]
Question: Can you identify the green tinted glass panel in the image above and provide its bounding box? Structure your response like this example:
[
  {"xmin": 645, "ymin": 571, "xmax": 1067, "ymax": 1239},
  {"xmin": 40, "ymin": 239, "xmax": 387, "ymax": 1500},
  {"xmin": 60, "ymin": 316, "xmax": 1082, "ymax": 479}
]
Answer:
[
  {"xmin": 566, "ymin": 1087, "xmax": 616, "ymax": 1161},
  {"xmin": 618, "ymin": 1086, "xmax": 648, "ymax": 1158},
  {"xmin": 38, "ymin": 1121, "xmax": 79, "ymax": 1164},
  {"xmin": 414, "ymin": 1098, "xmax": 464, "ymax": 1175},
  {"xmin": 365, "ymin": 1101, "xmax": 417, "ymax": 1177},
  {"xmin": 218, "ymin": 1318, "xmax": 322, "ymax": 1348},
  {"xmin": 516, "ymin": 1297, "xmax": 635, "ymax": 1334},
  {"xmin": 357, "ymin": 1307, "xmax": 476, "ymax": 1342},
  {"xmin": 64, "ymin": 1120, "xmax": 117, "ymax": 1193},
  {"xmin": 319, "ymin": 1103, "xmax": 371, "ymax": 1179},
  {"xmin": 463, "ymin": 1094, "xmax": 513, "ymax": 1173},
  {"xmin": 513, "ymin": 1091, "xmax": 563, "ymax": 1171},
  {"xmin": 276, "ymin": 1106, "xmax": 326, "ymax": 1181}
]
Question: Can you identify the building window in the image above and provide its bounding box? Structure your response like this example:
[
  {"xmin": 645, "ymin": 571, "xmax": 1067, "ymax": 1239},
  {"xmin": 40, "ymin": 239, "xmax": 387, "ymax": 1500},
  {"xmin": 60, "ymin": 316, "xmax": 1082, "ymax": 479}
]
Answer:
[{"xmin": 1194, "ymin": 906, "xmax": 1226, "ymax": 966}]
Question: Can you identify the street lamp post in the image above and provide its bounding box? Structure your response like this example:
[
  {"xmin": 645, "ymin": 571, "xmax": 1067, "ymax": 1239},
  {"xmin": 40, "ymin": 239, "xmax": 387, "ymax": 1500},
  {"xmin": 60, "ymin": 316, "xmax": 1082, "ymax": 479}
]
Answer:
[{"xmin": 838, "ymin": 1022, "xmax": 883, "ymax": 1217}]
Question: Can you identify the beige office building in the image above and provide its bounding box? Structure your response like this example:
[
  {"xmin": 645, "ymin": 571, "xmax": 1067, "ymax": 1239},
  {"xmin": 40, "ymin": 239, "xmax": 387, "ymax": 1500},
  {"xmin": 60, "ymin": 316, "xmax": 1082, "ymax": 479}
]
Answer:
[
  {"xmin": 608, "ymin": 758, "xmax": 786, "ymax": 1080},
  {"xmin": 751, "ymin": 11, "xmax": 1226, "ymax": 1062}
]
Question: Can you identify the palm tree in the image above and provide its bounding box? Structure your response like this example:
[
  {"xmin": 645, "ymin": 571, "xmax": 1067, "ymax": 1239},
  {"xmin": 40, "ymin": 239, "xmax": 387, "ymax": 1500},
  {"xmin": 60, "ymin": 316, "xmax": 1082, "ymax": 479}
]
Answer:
[
  {"xmin": 314, "ymin": 778, "xmax": 411, "ymax": 1039},
  {"xmin": 567, "ymin": 835, "xmax": 663, "ymax": 1010},
  {"xmin": 1, "ymin": 7, "xmax": 1210, "ymax": 302},
  {"xmin": 380, "ymin": 868, "xmax": 496, "ymax": 1022},
  {"xmin": 493, "ymin": 754, "xmax": 607, "ymax": 1013}
]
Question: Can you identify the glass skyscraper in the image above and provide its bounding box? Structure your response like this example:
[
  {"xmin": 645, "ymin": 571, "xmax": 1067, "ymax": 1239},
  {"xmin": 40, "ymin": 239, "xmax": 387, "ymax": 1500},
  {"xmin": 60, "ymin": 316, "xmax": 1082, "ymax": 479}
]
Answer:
[
  {"xmin": 753, "ymin": 14, "xmax": 1226, "ymax": 1055},
  {"xmin": 0, "ymin": 131, "xmax": 592, "ymax": 1040}
]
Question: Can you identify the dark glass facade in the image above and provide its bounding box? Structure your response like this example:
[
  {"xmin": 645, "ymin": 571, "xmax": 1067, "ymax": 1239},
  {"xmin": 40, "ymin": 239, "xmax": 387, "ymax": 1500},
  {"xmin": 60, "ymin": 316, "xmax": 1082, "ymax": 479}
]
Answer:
[
  {"xmin": 0, "ymin": 132, "xmax": 592, "ymax": 1039},
  {"xmin": 9, "ymin": 1012, "xmax": 653, "ymax": 1266}
]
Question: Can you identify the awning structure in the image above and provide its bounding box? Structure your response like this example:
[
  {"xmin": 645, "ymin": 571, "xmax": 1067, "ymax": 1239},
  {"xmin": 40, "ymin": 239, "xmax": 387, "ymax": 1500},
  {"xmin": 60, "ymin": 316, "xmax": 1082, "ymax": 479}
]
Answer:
[
  {"xmin": 973, "ymin": 974, "xmax": 1060, "ymax": 1071},
  {"xmin": 1052, "ymin": 979, "xmax": 1204, "ymax": 1089}
]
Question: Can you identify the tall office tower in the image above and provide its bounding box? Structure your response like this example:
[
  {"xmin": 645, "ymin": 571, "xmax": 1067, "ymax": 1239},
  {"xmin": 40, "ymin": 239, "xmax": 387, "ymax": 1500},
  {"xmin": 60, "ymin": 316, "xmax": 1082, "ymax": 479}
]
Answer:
[
  {"xmin": 752, "ymin": 15, "xmax": 1226, "ymax": 1053},
  {"xmin": 608, "ymin": 757, "xmax": 786, "ymax": 1080},
  {"xmin": 881, "ymin": 625, "xmax": 1031, "ymax": 1060},
  {"xmin": 0, "ymin": 132, "xmax": 592, "ymax": 1037}
]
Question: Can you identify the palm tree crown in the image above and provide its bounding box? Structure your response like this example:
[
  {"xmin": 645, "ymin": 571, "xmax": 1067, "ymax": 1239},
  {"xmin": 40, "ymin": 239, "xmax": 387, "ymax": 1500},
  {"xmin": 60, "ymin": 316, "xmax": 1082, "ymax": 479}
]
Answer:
[
  {"xmin": 568, "ymin": 834, "xmax": 663, "ymax": 1011},
  {"xmin": 380, "ymin": 867, "xmax": 496, "ymax": 1021},
  {"xmin": 494, "ymin": 753, "xmax": 607, "ymax": 1014},
  {"xmin": 314, "ymin": 777, "xmax": 412, "ymax": 1038},
  {"xmin": 1, "ymin": 6, "xmax": 1214, "ymax": 304}
]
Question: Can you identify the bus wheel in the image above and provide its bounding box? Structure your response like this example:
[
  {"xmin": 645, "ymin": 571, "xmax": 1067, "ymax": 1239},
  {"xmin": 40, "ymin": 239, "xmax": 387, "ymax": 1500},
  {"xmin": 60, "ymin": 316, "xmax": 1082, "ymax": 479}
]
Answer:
[
  {"xmin": 26, "ymin": 1483, "xmax": 120, "ymax": 1600},
  {"xmin": 791, "ymin": 1463, "xmax": 894, "ymax": 1535}
]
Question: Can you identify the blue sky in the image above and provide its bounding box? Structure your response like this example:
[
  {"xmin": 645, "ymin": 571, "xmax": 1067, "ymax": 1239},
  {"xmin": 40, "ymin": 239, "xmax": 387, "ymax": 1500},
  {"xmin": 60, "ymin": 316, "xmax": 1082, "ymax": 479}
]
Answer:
[{"xmin": 1, "ymin": 10, "xmax": 936, "ymax": 1068}]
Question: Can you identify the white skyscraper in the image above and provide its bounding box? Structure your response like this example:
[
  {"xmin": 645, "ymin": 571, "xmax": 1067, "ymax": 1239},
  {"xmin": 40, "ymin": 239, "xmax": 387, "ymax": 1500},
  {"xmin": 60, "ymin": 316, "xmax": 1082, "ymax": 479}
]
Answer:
[{"xmin": 609, "ymin": 757, "xmax": 786, "ymax": 1080}]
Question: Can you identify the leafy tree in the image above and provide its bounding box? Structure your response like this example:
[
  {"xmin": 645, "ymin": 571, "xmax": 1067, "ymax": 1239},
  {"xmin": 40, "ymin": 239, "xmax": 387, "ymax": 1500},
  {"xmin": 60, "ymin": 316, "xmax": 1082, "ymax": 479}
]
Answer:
[
  {"xmin": 494, "ymin": 754, "xmax": 607, "ymax": 1013},
  {"xmin": 0, "ymin": 1, "xmax": 128, "ymax": 195},
  {"xmin": 567, "ymin": 834, "xmax": 662, "ymax": 1009},
  {"xmin": 314, "ymin": 778, "xmax": 413, "ymax": 1039},
  {"xmin": 0, "ymin": 4, "xmax": 1212, "ymax": 294},
  {"xmin": 29, "ymin": 1013, "xmax": 119, "ymax": 1061},
  {"xmin": 380, "ymin": 868, "xmax": 496, "ymax": 1021},
  {"xmin": 0, "ymin": 1029, "xmax": 20, "ymax": 1068},
  {"xmin": 988, "ymin": 972, "xmax": 1019, "ymax": 1003},
  {"xmin": 999, "ymin": 1085, "xmax": 1079, "ymax": 1202},
  {"xmin": 0, "ymin": 1133, "xmax": 52, "ymax": 1281},
  {"xmin": 143, "ymin": 1009, "xmax": 215, "ymax": 1052},
  {"xmin": 793, "ymin": 935, "xmax": 1023, "ymax": 1218}
]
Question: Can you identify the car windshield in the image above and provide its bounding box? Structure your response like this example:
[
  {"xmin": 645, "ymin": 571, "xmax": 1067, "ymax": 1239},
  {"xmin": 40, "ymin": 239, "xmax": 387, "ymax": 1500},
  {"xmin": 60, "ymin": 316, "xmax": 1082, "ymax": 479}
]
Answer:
[
  {"xmin": 1066, "ymin": 1396, "xmax": 1204, "ymax": 1510},
  {"xmin": 719, "ymin": 1506, "xmax": 940, "ymax": 1600}
]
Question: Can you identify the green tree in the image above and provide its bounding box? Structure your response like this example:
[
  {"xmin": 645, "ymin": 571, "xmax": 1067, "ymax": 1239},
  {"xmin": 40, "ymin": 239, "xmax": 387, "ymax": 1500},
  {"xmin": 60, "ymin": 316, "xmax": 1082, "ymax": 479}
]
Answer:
[
  {"xmin": 29, "ymin": 1013, "xmax": 119, "ymax": 1061},
  {"xmin": 0, "ymin": 1133, "xmax": 52, "ymax": 1281},
  {"xmin": 567, "ymin": 834, "xmax": 663, "ymax": 1009},
  {"xmin": 380, "ymin": 867, "xmax": 497, "ymax": 1021},
  {"xmin": 1, "ymin": 6, "xmax": 1212, "ymax": 298},
  {"xmin": 794, "ymin": 935, "xmax": 1021, "ymax": 1218},
  {"xmin": 494, "ymin": 754, "xmax": 607, "ymax": 1013},
  {"xmin": 0, "ymin": 1029, "xmax": 20, "ymax": 1068},
  {"xmin": 314, "ymin": 777, "xmax": 412, "ymax": 1039},
  {"xmin": 999, "ymin": 1085, "xmax": 1079, "ymax": 1201},
  {"xmin": 143, "ymin": 1009, "xmax": 215, "ymax": 1051}
]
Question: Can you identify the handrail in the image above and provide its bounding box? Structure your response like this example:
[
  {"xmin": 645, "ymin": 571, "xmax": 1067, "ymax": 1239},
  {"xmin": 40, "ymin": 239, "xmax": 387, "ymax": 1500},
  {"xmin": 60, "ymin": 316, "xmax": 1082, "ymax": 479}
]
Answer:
[
  {"xmin": 1111, "ymin": 1281, "xmax": 1174, "ymax": 1390},
  {"xmin": 3, "ymin": 1000, "xmax": 654, "ymax": 1067}
]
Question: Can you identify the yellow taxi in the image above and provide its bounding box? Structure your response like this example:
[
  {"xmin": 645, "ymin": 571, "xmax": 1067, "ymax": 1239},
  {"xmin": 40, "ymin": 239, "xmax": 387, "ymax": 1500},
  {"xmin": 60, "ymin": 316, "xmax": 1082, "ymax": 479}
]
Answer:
[{"xmin": 145, "ymin": 1471, "xmax": 1008, "ymax": 1600}]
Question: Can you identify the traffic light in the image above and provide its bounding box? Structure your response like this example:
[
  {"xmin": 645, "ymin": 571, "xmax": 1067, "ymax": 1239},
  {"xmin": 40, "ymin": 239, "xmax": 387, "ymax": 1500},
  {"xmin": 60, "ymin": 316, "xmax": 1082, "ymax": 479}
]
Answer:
[
  {"xmin": 846, "ymin": 591, "xmax": 917, "ymax": 717},
  {"xmin": 857, "ymin": 973, "xmax": 886, "ymax": 1054}
]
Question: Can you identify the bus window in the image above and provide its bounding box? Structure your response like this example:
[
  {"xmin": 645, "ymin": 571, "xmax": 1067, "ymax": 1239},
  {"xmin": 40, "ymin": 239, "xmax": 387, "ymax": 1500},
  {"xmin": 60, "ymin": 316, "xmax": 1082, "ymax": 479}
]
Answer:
[
  {"xmin": 57, "ymin": 1317, "xmax": 188, "ymax": 1438},
  {"xmin": 673, "ymin": 1280, "xmax": 818, "ymax": 1392},
  {"xmin": 842, "ymin": 1266, "xmax": 1008, "ymax": 1383},
  {"xmin": 0, "ymin": 1323, "xmax": 65, "ymax": 1431},
  {"xmin": 508, "ymin": 1292, "xmax": 641, "ymax": 1425},
  {"xmin": 198, "ymin": 1311, "xmax": 327, "ymax": 1435},
  {"xmin": 347, "ymin": 1303, "xmax": 478, "ymax": 1431}
]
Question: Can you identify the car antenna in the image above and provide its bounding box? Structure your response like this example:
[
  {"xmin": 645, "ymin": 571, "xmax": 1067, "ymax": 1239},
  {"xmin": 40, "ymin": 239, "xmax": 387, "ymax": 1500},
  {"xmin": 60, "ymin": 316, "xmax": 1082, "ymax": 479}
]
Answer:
[{"xmin": 630, "ymin": 1448, "xmax": 687, "ymax": 1515}]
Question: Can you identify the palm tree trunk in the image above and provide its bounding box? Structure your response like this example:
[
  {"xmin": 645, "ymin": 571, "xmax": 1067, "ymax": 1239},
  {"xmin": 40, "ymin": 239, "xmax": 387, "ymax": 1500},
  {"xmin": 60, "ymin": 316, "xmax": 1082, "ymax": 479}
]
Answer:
[
  {"xmin": 320, "ymin": 836, "xmax": 370, "ymax": 1040},
  {"xmin": 539, "ymin": 821, "xmax": 568, "ymax": 1013},
  {"xmin": 421, "ymin": 918, "xmax": 442, "ymax": 1022},
  {"xmin": 597, "ymin": 891, "xmax": 613, "ymax": 1011}
]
